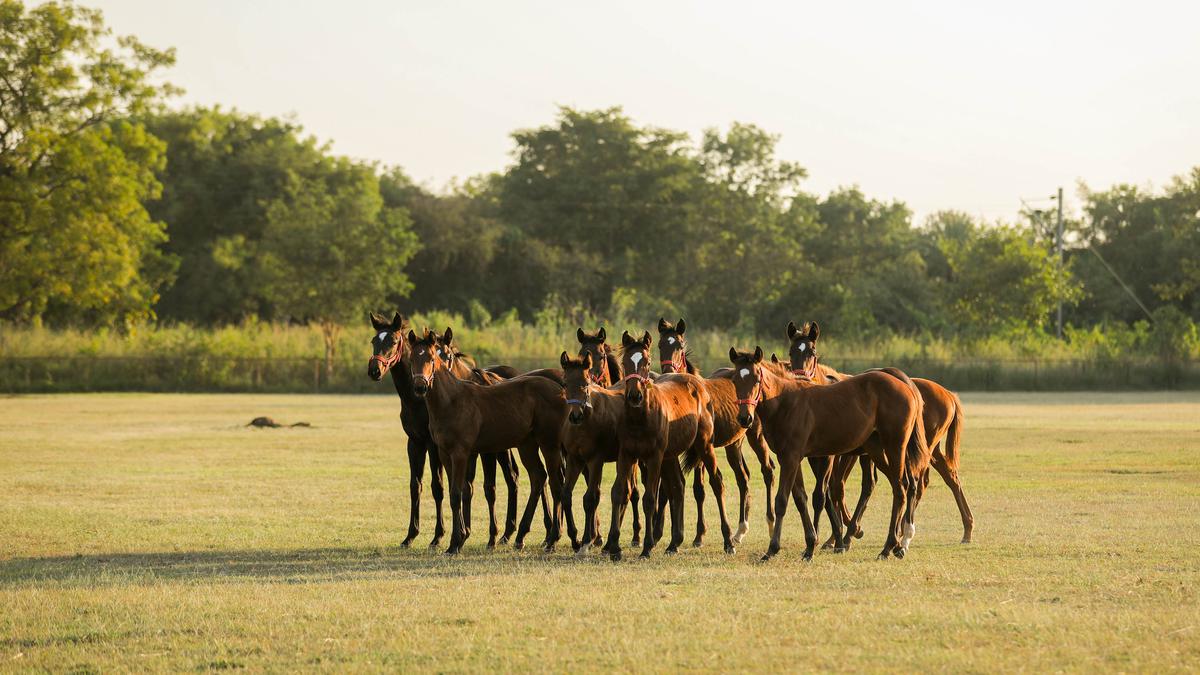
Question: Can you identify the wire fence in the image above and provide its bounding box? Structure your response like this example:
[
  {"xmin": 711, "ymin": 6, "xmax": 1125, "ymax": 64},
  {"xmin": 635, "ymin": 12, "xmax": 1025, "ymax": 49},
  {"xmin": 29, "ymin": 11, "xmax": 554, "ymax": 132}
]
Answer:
[{"xmin": 2, "ymin": 355, "xmax": 1198, "ymax": 393}]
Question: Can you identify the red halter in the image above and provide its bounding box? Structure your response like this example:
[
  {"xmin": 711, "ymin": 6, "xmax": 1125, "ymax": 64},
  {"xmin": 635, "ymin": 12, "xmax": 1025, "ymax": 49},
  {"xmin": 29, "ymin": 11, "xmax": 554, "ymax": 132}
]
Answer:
[
  {"xmin": 371, "ymin": 339, "xmax": 403, "ymax": 370},
  {"xmin": 792, "ymin": 359, "xmax": 817, "ymax": 381}
]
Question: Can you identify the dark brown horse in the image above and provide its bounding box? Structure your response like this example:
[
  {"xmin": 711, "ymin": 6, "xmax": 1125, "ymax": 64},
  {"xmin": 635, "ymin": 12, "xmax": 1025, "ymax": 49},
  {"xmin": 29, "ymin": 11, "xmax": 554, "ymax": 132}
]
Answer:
[
  {"xmin": 574, "ymin": 327, "xmax": 642, "ymax": 547},
  {"xmin": 408, "ymin": 328, "xmax": 568, "ymax": 554},
  {"xmin": 432, "ymin": 331, "xmax": 523, "ymax": 549},
  {"xmin": 605, "ymin": 330, "xmax": 733, "ymax": 560},
  {"xmin": 559, "ymin": 351, "xmax": 648, "ymax": 554},
  {"xmin": 785, "ymin": 320, "xmax": 973, "ymax": 546},
  {"xmin": 658, "ymin": 317, "xmax": 776, "ymax": 546},
  {"xmin": 368, "ymin": 314, "xmax": 524, "ymax": 549},
  {"xmin": 728, "ymin": 347, "xmax": 926, "ymax": 560}
]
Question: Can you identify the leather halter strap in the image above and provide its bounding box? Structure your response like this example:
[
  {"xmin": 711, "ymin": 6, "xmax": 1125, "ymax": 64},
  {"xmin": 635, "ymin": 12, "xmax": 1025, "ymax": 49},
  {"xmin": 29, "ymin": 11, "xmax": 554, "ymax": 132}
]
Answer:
[{"xmin": 735, "ymin": 366, "xmax": 765, "ymax": 407}]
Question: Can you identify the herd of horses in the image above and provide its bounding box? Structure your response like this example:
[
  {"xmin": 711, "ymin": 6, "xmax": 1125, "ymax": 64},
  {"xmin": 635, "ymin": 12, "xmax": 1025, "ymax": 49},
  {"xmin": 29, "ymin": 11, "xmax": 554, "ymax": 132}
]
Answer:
[{"xmin": 366, "ymin": 313, "xmax": 974, "ymax": 562}]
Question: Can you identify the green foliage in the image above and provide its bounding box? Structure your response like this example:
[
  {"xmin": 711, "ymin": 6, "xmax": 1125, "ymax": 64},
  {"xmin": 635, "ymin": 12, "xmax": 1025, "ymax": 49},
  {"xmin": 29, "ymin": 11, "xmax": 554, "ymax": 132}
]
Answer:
[
  {"xmin": 258, "ymin": 157, "xmax": 419, "ymax": 374},
  {"xmin": 141, "ymin": 107, "xmax": 330, "ymax": 323},
  {"xmin": 0, "ymin": 0, "xmax": 176, "ymax": 324}
]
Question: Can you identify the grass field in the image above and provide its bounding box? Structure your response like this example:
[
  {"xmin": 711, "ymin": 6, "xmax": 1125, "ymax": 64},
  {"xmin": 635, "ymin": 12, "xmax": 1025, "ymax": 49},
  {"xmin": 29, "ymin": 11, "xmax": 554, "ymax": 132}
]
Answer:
[{"xmin": 2, "ymin": 392, "xmax": 1199, "ymax": 672}]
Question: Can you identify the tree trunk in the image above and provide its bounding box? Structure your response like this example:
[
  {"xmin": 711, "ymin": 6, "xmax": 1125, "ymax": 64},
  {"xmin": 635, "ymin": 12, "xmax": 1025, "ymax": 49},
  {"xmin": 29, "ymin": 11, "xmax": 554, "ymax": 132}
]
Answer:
[{"xmin": 321, "ymin": 320, "xmax": 340, "ymax": 383}]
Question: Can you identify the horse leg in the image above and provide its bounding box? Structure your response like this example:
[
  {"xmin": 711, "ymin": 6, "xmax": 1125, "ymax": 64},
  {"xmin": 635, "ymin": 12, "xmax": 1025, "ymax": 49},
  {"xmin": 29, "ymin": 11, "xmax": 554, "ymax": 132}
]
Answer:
[
  {"xmin": 654, "ymin": 477, "xmax": 669, "ymax": 544},
  {"xmin": 497, "ymin": 449, "xmax": 520, "ymax": 545},
  {"xmin": 865, "ymin": 440, "xmax": 907, "ymax": 560},
  {"xmin": 513, "ymin": 442, "xmax": 546, "ymax": 551},
  {"xmin": 822, "ymin": 454, "xmax": 855, "ymax": 550},
  {"xmin": 603, "ymin": 454, "xmax": 635, "ymax": 561},
  {"xmin": 807, "ymin": 456, "xmax": 830, "ymax": 538},
  {"xmin": 724, "ymin": 442, "xmax": 751, "ymax": 545},
  {"xmin": 401, "ymin": 438, "xmax": 425, "ymax": 547},
  {"xmin": 462, "ymin": 454, "xmax": 477, "ymax": 544},
  {"xmin": 691, "ymin": 465, "xmax": 707, "ymax": 547},
  {"xmin": 764, "ymin": 452, "xmax": 801, "ymax": 562},
  {"xmin": 702, "ymin": 448, "xmax": 736, "ymax": 554},
  {"xmin": 579, "ymin": 458, "xmax": 605, "ymax": 556},
  {"xmin": 562, "ymin": 454, "xmax": 584, "ymax": 552},
  {"xmin": 932, "ymin": 448, "xmax": 974, "ymax": 543},
  {"xmin": 428, "ymin": 443, "xmax": 446, "ymax": 549},
  {"xmin": 443, "ymin": 449, "xmax": 470, "ymax": 555},
  {"xmin": 639, "ymin": 453, "xmax": 665, "ymax": 559},
  {"xmin": 540, "ymin": 445, "xmax": 566, "ymax": 552},
  {"xmin": 790, "ymin": 459, "xmax": 817, "ymax": 561},
  {"xmin": 480, "ymin": 453, "xmax": 499, "ymax": 548},
  {"xmin": 844, "ymin": 454, "xmax": 875, "ymax": 546},
  {"xmin": 660, "ymin": 456, "xmax": 686, "ymax": 554},
  {"xmin": 747, "ymin": 422, "xmax": 776, "ymax": 532},
  {"xmin": 628, "ymin": 462, "xmax": 642, "ymax": 547}
]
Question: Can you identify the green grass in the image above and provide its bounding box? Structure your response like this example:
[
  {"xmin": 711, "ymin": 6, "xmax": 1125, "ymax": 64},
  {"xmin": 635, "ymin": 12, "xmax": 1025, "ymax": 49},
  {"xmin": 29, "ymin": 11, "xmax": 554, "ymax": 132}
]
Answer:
[{"xmin": 2, "ymin": 392, "xmax": 1199, "ymax": 672}]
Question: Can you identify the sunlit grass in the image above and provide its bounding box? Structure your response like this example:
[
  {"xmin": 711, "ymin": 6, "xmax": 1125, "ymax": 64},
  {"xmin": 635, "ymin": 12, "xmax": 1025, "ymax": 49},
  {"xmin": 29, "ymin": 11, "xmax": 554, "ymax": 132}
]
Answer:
[{"xmin": 2, "ymin": 392, "xmax": 1199, "ymax": 671}]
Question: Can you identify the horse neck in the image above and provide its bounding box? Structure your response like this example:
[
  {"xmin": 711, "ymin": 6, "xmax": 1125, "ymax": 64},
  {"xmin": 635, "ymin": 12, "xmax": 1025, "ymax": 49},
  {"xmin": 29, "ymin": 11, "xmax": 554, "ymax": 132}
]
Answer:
[
  {"xmin": 388, "ymin": 358, "xmax": 422, "ymax": 407},
  {"xmin": 757, "ymin": 367, "xmax": 806, "ymax": 420},
  {"xmin": 423, "ymin": 366, "xmax": 466, "ymax": 418}
]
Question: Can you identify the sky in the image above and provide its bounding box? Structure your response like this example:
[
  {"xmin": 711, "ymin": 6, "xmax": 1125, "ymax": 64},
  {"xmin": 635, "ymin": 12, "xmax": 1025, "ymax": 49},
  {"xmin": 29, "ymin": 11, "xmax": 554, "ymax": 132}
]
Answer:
[{"xmin": 91, "ymin": 0, "xmax": 1200, "ymax": 223}]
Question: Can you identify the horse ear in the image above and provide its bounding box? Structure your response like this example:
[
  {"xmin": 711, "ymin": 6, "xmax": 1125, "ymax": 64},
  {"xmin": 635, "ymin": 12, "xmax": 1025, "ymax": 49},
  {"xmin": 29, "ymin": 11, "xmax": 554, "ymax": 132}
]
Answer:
[
  {"xmin": 753, "ymin": 346, "xmax": 764, "ymax": 363},
  {"xmin": 771, "ymin": 353, "xmax": 780, "ymax": 364},
  {"xmin": 676, "ymin": 318, "xmax": 686, "ymax": 335},
  {"xmin": 641, "ymin": 331, "xmax": 652, "ymax": 348},
  {"xmin": 443, "ymin": 327, "xmax": 453, "ymax": 344},
  {"xmin": 787, "ymin": 320, "xmax": 799, "ymax": 340},
  {"xmin": 407, "ymin": 329, "xmax": 417, "ymax": 344},
  {"xmin": 370, "ymin": 313, "xmax": 387, "ymax": 331},
  {"xmin": 729, "ymin": 347, "xmax": 739, "ymax": 364},
  {"xmin": 808, "ymin": 321, "xmax": 820, "ymax": 342},
  {"xmin": 597, "ymin": 326, "xmax": 606, "ymax": 341},
  {"xmin": 580, "ymin": 351, "xmax": 593, "ymax": 370},
  {"xmin": 658, "ymin": 317, "xmax": 670, "ymax": 332},
  {"xmin": 577, "ymin": 327, "xmax": 586, "ymax": 344},
  {"xmin": 560, "ymin": 351, "xmax": 571, "ymax": 368},
  {"xmin": 622, "ymin": 330, "xmax": 635, "ymax": 346},
  {"xmin": 391, "ymin": 312, "xmax": 405, "ymax": 330}
]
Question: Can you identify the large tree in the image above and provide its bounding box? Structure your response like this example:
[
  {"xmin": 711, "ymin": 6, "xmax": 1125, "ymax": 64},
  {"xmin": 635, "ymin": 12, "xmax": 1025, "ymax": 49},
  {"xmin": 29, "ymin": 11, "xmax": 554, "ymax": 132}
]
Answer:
[
  {"xmin": 141, "ymin": 107, "xmax": 329, "ymax": 324},
  {"xmin": 0, "ymin": 0, "xmax": 176, "ymax": 324},
  {"xmin": 257, "ymin": 158, "xmax": 419, "ymax": 377}
]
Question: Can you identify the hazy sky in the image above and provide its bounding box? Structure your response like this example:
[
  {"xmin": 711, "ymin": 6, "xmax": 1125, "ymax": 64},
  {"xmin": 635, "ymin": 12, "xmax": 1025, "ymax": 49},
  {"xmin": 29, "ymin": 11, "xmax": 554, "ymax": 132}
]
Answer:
[{"xmin": 93, "ymin": 0, "xmax": 1199, "ymax": 222}]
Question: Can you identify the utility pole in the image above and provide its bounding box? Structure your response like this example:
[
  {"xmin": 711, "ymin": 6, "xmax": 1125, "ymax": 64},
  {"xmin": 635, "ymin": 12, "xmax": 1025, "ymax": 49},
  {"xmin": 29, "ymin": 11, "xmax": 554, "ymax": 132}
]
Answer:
[{"xmin": 1055, "ymin": 187, "xmax": 1064, "ymax": 339}]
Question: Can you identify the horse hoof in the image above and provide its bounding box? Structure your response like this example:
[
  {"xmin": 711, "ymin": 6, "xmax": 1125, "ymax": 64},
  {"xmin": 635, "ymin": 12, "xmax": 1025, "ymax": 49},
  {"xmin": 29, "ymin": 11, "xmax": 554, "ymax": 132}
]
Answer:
[
  {"xmin": 801, "ymin": 552, "xmax": 813, "ymax": 562},
  {"xmin": 428, "ymin": 540, "xmax": 442, "ymax": 550},
  {"xmin": 894, "ymin": 547, "xmax": 906, "ymax": 559},
  {"xmin": 499, "ymin": 535, "xmax": 511, "ymax": 545},
  {"xmin": 610, "ymin": 550, "xmax": 622, "ymax": 562},
  {"xmin": 691, "ymin": 538, "xmax": 703, "ymax": 548},
  {"xmin": 487, "ymin": 542, "xmax": 496, "ymax": 550},
  {"xmin": 724, "ymin": 544, "xmax": 736, "ymax": 555},
  {"xmin": 853, "ymin": 529, "xmax": 864, "ymax": 539},
  {"xmin": 820, "ymin": 541, "xmax": 835, "ymax": 550},
  {"xmin": 445, "ymin": 548, "xmax": 460, "ymax": 556},
  {"xmin": 833, "ymin": 547, "xmax": 847, "ymax": 554},
  {"xmin": 630, "ymin": 536, "xmax": 641, "ymax": 547},
  {"xmin": 760, "ymin": 553, "xmax": 773, "ymax": 562},
  {"xmin": 513, "ymin": 541, "xmax": 524, "ymax": 551},
  {"xmin": 877, "ymin": 551, "xmax": 890, "ymax": 560},
  {"xmin": 665, "ymin": 547, "xmax": 678, "ymax": 555},
  {"xmin": 638, "ymin": 552, "xmax": 651, "ymax": 560},
  {"xmin": 961, "ymin": 537, "xmax": 972, "ymax": 544},
  {"xmin": 400, "ymin": 537, "xmax": 414, "ymax": 548}
]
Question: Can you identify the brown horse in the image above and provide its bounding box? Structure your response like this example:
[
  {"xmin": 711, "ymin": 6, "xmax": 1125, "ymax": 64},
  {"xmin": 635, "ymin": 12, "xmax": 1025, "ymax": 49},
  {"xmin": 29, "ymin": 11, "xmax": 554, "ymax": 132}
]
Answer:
[
  {"xmin": 408, "ymin": 328, "xmax": 568, "ymax": 554},
  {"xmin": 559, "ymin": 351, "xmax": 648, "ymax": 554},
  {"xmin": 728, "ymin": 346, "xmax": 926, "ymax": 560},
  {"xmin": 605, "ymin": 330, "xmax": 733, "ymax": 560},
  {"xmin": 786, "ymin": 320, "xmax": 973, "ymax": 546},
  {"xmin": 574, "ymin": 327, "xmax": 641, "ymax": 547},
  {"xmin": 658, "ymin": 317, "xmax": 776, "ymax": 545},
  {"xmin": 431, "ymin": 331, "xmax": 523, "ymax": 549}
]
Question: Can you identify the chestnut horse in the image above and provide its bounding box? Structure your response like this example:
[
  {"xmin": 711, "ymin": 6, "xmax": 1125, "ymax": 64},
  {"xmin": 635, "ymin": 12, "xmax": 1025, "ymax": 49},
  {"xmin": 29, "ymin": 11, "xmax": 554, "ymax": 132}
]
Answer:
[
  {"xmin": 786, "ymin": 320, "xmax": 973, "ymax": 546},
  {"xmin": 606, "ymin": 330, "xmax": 733, "ymax": 560},
  {"xmin": 408, "ymin": 328, "xmax": 568, "ymax": 554},
  {"xmin": 574, "ymin": 327, "xmax": 641, "ymax": 546},
  {"xmin": 559, "ymin": 351, "xmax": 648, "ymax": 554},
  {"xmin": 658, "ymin": 318, "xmax": 777, "ymax": 545},
  {"xmin": 431, "ymin": 331, "xmax": 523, "ymax": 548},
  {"xmin": 729, "ymin": 347, "xmax": 926, "ymax": 560}
]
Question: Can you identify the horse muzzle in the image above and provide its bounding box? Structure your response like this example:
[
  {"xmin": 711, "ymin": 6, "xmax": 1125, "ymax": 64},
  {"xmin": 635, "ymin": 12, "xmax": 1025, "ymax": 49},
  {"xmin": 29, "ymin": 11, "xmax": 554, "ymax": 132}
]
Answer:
[
  {"xmin": 736, "ymin": 412, "xmax": 754, "ymax": 428},
  {"xmin": 411, "ymin": 377, "xmax": 430, "ymax": 397}
]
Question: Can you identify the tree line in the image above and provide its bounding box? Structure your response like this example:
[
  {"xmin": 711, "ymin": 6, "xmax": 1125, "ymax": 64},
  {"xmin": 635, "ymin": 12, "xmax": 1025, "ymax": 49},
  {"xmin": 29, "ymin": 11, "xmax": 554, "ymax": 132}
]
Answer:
[{"xmin": 2, "ymin": 1, "xmax": 1197, "ymax": 366}]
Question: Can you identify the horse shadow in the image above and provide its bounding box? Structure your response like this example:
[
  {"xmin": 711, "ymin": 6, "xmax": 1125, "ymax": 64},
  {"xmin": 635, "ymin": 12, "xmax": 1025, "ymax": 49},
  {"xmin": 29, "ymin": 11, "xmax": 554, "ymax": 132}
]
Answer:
[{"xmin": 0, "ymin": 545, "xmax": 539, "ymax": 587}]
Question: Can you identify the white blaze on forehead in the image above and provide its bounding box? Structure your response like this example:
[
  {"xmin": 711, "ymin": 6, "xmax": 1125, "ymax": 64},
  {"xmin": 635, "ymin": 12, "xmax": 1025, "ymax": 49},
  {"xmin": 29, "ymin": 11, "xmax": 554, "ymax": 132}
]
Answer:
[
  {"xmin": 377, "ymin": 331, "xmax": 388, "ymax": 342},
  {"xmin": 630, "ymin": 352, "xmax": 643, "ymax": 366},
  {"xmin": 667, "ymin": 337, "xmax": 676, "ymax": 345},
  {"xmin": 798, "ymin": 343, "xmax": 807, "ymax": 352},
  {"xmin": 739, "ymin": 368, "xmax": 750, "ymax": 378}
]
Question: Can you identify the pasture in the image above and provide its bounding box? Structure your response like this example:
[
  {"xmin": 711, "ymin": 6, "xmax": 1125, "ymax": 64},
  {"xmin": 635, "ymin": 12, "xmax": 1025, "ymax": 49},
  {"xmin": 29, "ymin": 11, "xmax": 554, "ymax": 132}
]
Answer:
[{"xmin": 2, "ymin": 392, "xmax": 1198, "ymax": 672}]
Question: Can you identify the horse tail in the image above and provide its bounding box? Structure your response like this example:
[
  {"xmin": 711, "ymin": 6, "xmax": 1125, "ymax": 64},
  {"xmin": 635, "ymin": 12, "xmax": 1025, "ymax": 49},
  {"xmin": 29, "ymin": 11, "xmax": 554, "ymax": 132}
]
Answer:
[{"xmin": 944, "ymin": 392, "xmax": 965, "ymax": 471}]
